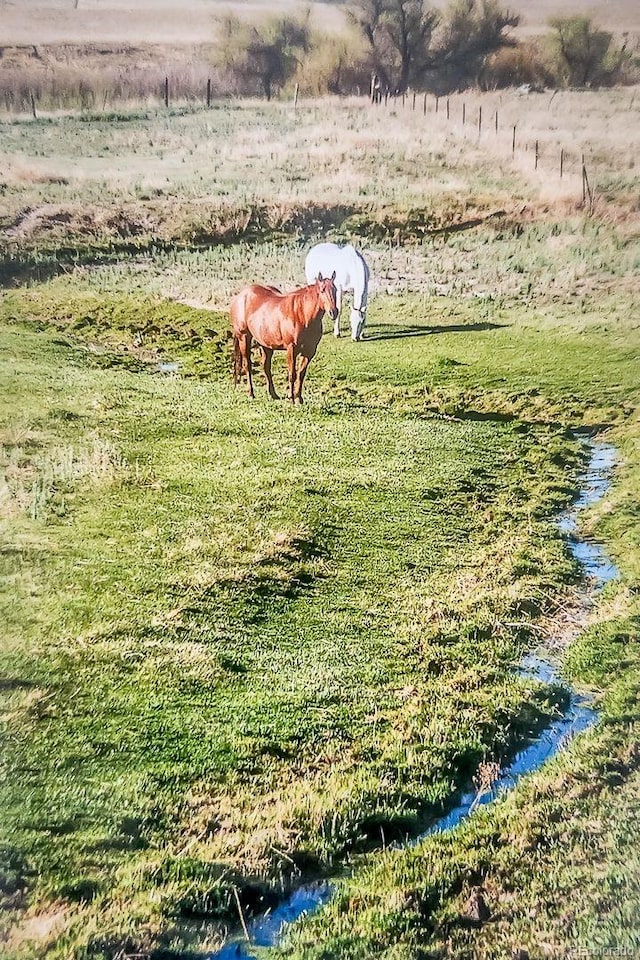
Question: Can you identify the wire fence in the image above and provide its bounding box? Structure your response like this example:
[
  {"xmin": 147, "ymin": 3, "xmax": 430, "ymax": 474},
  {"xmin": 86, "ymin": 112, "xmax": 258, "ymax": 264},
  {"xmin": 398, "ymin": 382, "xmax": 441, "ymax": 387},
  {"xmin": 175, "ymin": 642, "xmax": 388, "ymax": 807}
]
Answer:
[
  {"xmin": 16, "ymin": 76, "xmax": 626, "ymax": 212},
  {"xmin": 369, "ymin": 88, "xmax": 602, "ymax": 210}
]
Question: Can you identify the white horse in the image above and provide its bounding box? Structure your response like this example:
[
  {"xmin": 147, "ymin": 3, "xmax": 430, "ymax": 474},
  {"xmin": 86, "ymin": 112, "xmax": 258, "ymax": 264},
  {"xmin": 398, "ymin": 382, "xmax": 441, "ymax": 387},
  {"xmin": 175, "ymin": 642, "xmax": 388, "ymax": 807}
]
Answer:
[{"xmin": 304, "ymin": 243, "xmax": 369, "ymax": 341}]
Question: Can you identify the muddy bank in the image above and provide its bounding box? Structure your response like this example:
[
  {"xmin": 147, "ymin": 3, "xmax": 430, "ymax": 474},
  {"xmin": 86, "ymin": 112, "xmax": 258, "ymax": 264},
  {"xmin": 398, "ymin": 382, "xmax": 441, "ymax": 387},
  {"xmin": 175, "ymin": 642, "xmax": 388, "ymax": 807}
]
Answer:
[{"xmin": 0, "ymin": 201, "xmax": 510, "ymax": 287}]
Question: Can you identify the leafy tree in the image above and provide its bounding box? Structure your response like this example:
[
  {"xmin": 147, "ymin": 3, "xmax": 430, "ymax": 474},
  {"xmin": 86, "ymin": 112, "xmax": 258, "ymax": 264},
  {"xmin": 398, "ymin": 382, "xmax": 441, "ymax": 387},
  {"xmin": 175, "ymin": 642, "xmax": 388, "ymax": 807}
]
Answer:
[
  {"xmin": 436, "ymin": 0, "xmax": 519, "ymax": 90},
  {"xmin": 348, "ymin": 0, "xmax": 440, "ymax": 93},
  {"xmin": 348, "ymin": 0, "xmax": 518, "ymax": 93},
  {"xmin": 217, "ymin": 14, "xmax": 310, "ymax": 100},
  {"xmin": 549, "ymin": 16, "xmax": 628, "ymax": 87}
]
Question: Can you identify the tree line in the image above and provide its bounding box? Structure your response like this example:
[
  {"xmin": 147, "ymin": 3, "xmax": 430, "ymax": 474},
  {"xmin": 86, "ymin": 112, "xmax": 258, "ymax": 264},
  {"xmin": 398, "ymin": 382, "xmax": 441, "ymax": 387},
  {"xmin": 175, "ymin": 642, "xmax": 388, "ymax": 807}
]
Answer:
[{"xmin": 216, "ymin": 0, "xmax": 637, "ymax": 100}]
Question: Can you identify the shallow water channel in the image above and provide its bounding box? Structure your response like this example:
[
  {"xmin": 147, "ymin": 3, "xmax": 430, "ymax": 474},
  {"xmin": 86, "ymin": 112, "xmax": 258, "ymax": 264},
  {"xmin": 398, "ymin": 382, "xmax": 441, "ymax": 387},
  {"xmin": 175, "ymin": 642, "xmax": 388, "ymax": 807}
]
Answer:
[{"xmin": 210, "ymin": 438, "xmax": 618, "ymax": 960}]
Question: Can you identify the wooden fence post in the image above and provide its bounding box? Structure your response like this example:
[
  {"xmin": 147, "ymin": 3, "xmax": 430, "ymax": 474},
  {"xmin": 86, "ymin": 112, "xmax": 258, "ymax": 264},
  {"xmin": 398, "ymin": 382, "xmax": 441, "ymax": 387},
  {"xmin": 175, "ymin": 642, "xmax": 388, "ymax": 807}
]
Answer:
[
  {"xmin": 435, "ymin": 95, "xmax": 439, "ymax": 114},
  {"xmin": 294, "ymin": 83, "xmax": 299, "ymax": 111},
  {"xmin": 424, "ymin": 93, "xmax": 428, "ymax": 116},
  {"xmin": 478, "ymin": 105, "xmax": 482, "ymax": 136},
  {"xmin": 560, "ymin": 148, "xmax": 564, "ymax": 178},
  {"xmin": 207, "ymin": 78, "xmax": 211, "ymax": 107},
  {"xmin": 412, "ymin": 91, "xmax": 416, "ymax": 111},
  {"xmin": 495, "ymin": 110, "xmax": 498, "ymax": 134},
  {"xmin": 582, "ymin": 154, "xmax": 593, "ymax": 207},
  {"xmin": 462, "ymin": 102, "xmax": 466, "ymax": 125},
  {"xmin": 30, "ymin": 92, "xmax": 37, "ymax": 119},
  {"xmin": 585, "ymin": 166, "xmax": 593, "ymax": 207},
  {"xmin": 446, "ymin": 97, "xmax": 450, "ymax": 119},
  {"xmin": 535, "ymin": 139, "xmax": 539, "ymax": 170},
  {"xmin": 512, "ymin": 124, "xmax": 516, "ymax": 155},
  {"xmin": 164, "ymin": 76, "xmax": 169, "ymax": 108}
]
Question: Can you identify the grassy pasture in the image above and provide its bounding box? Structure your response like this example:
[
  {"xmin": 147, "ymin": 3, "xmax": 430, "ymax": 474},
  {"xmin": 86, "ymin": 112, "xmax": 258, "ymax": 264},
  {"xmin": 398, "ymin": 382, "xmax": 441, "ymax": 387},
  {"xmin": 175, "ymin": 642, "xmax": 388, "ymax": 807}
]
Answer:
[{"xmin": 0, "ymin": 95, "xmax": 639, "ymax": 959}]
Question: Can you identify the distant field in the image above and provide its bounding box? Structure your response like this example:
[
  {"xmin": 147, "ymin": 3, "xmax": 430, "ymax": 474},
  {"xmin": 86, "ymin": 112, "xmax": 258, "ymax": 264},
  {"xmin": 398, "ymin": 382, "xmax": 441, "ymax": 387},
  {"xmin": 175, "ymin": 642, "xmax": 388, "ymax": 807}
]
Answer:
[
  {"xmin": 3, "ymin": 0, "xmax": 639, "ymax": 45},
  {"xmin": 1, "ymin": 0, "xmax": 347, "ymax": 44},
  {"xmin": 508, "ymin": 0, "xmax": 640, "ymax": 36}
]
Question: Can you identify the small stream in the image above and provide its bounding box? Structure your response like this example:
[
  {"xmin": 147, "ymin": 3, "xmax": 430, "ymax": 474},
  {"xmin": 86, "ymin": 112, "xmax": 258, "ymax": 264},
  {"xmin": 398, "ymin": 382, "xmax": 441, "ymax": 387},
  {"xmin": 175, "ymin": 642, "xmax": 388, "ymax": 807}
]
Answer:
[{"xmin": 210, "ymin": 438, "xmax": 618, "ymax": 960}]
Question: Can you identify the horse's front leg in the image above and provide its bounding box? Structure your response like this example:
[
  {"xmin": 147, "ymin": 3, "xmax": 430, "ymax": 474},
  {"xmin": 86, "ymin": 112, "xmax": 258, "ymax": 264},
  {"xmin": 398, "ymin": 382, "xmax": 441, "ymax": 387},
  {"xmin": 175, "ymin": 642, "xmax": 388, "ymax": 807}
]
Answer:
[
  {"xmin": 261, "ymin": 347, "xmax": 278, "ymax": 399},
  {"xmin": 333, "ymin": 287, "xmax": 342, "ymax": 338},
  {"xmin": 286, "ymin": 344, "xmax": 297, "ymax": 403},
  {"xmin": 294, "ymin": 355, "xmax": 311, "ymax": 404}
]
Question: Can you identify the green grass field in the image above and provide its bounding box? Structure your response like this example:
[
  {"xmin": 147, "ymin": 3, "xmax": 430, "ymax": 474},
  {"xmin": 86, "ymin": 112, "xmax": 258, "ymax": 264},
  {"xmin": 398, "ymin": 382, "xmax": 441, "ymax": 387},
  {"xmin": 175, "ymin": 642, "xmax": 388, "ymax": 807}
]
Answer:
[{"xmin": 1, "ymin": 98, "xmax": 639, "ymax": 958}]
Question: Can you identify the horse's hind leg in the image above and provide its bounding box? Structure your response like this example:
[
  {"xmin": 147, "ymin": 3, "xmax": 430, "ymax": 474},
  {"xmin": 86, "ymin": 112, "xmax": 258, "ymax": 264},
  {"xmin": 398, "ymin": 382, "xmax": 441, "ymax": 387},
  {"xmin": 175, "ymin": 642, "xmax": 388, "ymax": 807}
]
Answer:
[
  {"xmin": 261, "ymin": 347, "xmax": 279, "ymax": 400},
  {"xmin": 240, "ymin": 334, "xmax": 255, "ymax": 398},
  {"xmin": 232, "ymin": 336, "xmax": 242, "ymax": 384}
]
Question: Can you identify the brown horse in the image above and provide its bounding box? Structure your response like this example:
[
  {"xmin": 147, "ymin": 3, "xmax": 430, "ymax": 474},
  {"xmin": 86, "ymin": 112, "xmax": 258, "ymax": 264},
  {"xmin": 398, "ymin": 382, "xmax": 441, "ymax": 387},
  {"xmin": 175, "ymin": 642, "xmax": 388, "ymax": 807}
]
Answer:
[{"xmin": 230, "ymin": 274, "xmax": 338, "ymax": 403}]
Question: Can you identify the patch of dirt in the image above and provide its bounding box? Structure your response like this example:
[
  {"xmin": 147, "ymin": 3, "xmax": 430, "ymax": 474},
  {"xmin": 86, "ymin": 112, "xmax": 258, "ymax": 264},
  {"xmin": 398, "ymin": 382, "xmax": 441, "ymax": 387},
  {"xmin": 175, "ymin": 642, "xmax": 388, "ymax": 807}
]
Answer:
[
  {"xmin": 541, "ymin": 590, "xmax": 593, "ymax": 652},
  {"xmin": 4, "ymin": 202, "xmax": 153, "ymax": 241},
  {"xmin": 3, "ymin": 904, "xmax": 69, "ymax": 950}
]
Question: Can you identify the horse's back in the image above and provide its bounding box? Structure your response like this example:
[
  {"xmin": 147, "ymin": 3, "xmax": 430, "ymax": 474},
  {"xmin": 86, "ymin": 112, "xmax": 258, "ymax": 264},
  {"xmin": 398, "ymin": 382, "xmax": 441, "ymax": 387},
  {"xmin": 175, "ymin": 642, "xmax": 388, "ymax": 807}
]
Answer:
[
  {"xmin": 231, "ymin": 283, "xmax": 307, "ymax": 349},
  {"xmin": 231, "ymin": 284, "xmax": 283, "ymax": 335},
  {"xmin": 305, "ymin": 242, "xmax": 365, "ymax": 290},
  {"xmin": 305, "ymin": 243, "xmax": 347, "ymax": 284},
  {"xmin": 306, "ymin": 242, "xmax": 343, "ymax": 263}
]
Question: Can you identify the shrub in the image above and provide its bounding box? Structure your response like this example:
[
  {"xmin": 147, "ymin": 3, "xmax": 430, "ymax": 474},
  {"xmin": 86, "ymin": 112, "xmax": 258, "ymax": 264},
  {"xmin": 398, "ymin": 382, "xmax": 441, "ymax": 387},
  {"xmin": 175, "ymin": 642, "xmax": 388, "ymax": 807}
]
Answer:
[
  {"xmin": 548, "ymin": 16, "xmax": 632, "ymax": 88},
  {"xmin": 481, "ymin": 41, "xmax": 554, "ymax": 90},
  {"xmin": 296, "ymin": 32, "xmax": 371, "ymax": 96},
  {"xmin": 215, "ymin": 14, "xmax": 311, "ymax": 101}
]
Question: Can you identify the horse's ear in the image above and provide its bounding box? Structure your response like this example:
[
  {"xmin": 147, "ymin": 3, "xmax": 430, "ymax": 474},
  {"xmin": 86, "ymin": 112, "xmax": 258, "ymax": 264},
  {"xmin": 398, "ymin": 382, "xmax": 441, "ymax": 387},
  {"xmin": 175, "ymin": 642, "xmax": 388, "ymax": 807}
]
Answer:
[
  {"xmin": 331, "ymin": 271, "xmax": 336, "ymax": 281},
  {"xmin": 316, "ymin": 272, "xmax": 323, "ymax": 283}
]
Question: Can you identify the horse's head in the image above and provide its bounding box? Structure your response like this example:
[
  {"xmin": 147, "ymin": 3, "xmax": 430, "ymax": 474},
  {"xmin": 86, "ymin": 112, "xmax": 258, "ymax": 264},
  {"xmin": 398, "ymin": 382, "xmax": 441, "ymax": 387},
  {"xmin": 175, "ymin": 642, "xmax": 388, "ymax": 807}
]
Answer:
[{"xmin": 316, "ymin": 272, "xmax": 339, "ymax": 322}]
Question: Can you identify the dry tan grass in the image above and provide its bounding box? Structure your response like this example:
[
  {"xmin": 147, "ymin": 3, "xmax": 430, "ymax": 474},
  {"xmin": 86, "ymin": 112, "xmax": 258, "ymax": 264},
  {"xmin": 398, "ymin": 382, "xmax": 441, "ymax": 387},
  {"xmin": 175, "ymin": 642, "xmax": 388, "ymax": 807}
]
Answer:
[
  {"xmin": 3, "ymin": 88, "xmax": 637, "ymax": 231},
  {"xmin": 0, "ymin": 437, "xmax": 126, "ymax": 522},
  {"xmin": 1, "ymin": 0, "xmax": 347, "ymax": 45},
  {"xmin": 0, "ymin": 904, "xmax": 70, "ymax": 953},
  {"xmin": 509, "ymin": 0, "xmax": 640, "ymax": 36},
  {"xmin": 5, "ymin": 0, "xmax": 640, "ymax": 46},
  {"xmin": 403, "ymin": 86, "xmax": 640, "ymax": 202}
]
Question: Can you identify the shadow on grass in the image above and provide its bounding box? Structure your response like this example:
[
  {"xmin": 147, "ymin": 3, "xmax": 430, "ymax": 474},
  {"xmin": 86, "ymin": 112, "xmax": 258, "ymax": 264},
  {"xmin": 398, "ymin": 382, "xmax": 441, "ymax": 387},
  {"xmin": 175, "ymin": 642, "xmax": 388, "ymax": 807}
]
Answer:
[
  {"xmin": 0, "ymin": 677, "xmax": 38, "ymax": 692},
  {"xmin": 0, "ymin": 249, "xmax": 138, "ymax": 288},
  {"xmin": 365, "ymin": 321, "xmax": 509, "ymax": 341},
  {"xmin": 449, "ymin": 409, "xmax": 518, "ymax": 424}
]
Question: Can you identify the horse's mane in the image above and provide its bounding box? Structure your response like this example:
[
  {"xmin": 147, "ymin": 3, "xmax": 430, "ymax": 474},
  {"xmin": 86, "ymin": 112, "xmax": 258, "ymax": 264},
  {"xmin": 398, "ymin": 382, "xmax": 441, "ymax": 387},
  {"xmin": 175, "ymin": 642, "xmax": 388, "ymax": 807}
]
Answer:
[{"xmin": 288, "ymin": 282, "xmax": 320, "ymax": 310}]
